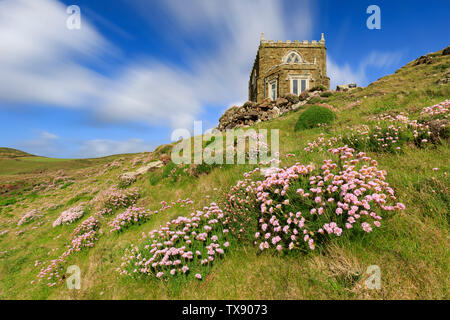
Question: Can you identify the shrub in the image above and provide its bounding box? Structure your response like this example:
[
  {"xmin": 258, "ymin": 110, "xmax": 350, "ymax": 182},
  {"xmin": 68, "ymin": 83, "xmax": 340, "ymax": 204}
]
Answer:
[
  {"xmin": 307, "ymin": 96, "xmax": 322, "ymax": 104},
  {"xmin": 295, "ymin": 105, "xmax": 336, "ymax": 131},
  {"xmin": 162, "ymin": 161, "xmax": 177, "ymax": 178},
  {"xmin": 196, "ymin": 163, "xmax": 217, "ymax": 175},
  {"xmin": 282, "ymin": 93, "xmax": 300, "ymax": 104},
  {"xmin": 320, "ymin": 91, "xmax": 333, "ymax": 98},
  {"xmin": 309, "ymin": 85, "xmax": 327, "ymax": 92},
  {"xmin": 298, "ymin": 91, "xmax": 310, "ymax": 101}
]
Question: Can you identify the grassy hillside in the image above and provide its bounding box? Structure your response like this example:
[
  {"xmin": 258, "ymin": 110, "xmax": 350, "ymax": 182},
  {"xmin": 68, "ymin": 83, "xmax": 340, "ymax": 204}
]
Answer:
[
  {"xmin": 0, "ymin": 48, "xmax": 449, "ymax": 300},
  {"xmin": 0, "ymin": 147, "xmax": 34, "ymax": 159}
]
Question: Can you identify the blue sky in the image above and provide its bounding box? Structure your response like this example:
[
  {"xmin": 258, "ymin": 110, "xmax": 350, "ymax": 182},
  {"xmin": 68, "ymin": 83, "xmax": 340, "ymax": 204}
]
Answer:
[{"xmin": 0, "ymin": 0, "xmax": 449, "ymax": 158}]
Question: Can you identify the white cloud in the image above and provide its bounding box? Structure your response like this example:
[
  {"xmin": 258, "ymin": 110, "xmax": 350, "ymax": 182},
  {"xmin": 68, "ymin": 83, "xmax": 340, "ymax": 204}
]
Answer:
[
  {"xmin": 0, "ymin": 0, "xmax": 315, "ymax": 130},
  {"xmin": 328, "ymin": 51, "xmax": 403, "ymax": 89},
  {"xmin": 79, "ymin": 138, "xmax": 153, "ymax": 158},
  {"xmin": 18, "ymin": 131, "xmax": 61, "ymax": 157},
  {"xmin": 0, "ymin": 0, "xmax": 111, "ymax": 107},
  {"xmin": 99, "ymin": 0, "xmax": 314, "ymax": 129},
  {"xmin": 18, "ymin": 131, "xmax": 154, "ymax": 158},
  {"xmin": 0, "ymin": 0, "xmax": 405, "ymax": 133}
]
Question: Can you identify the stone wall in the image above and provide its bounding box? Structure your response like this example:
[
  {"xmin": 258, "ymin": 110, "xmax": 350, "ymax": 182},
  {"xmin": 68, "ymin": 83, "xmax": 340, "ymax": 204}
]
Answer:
[{"xmin": 249, "ymin": 35, "xmax": 330, "ymax": 103}]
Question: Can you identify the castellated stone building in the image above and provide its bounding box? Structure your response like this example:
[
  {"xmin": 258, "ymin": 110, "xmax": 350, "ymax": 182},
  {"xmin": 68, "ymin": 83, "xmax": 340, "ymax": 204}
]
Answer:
[{"xmin": 248, "ymin": 33, "xmax": 330, "ymax": 103}]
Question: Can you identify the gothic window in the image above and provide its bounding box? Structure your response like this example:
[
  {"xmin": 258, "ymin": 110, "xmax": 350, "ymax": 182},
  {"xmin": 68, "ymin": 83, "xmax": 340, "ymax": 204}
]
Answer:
[{"xmin": 283, "ymin": 51, "xmax": 303, "ymax": 64}]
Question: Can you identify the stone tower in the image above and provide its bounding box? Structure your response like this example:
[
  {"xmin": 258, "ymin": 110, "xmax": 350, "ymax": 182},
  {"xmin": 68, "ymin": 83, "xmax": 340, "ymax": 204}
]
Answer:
[{"xmin": 248, "ymin": 33, "xmax": 330, "ymax": 103}]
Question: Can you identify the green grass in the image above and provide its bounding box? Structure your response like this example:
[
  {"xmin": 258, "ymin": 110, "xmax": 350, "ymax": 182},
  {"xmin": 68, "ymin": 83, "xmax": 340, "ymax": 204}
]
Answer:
[
  {"xmin": 0, "ymin": 48, "xmax": 449, "ymax": 300},
  {"xmin": 294, "ymin": 105, "xmax": 336, "ymax": 130}
]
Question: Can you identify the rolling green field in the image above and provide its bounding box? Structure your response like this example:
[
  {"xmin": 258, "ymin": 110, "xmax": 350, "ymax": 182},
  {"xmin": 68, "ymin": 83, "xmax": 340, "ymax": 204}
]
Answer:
[{"xmin": 0, "ymin": 48, "xmax": 449, "ymax": 300}]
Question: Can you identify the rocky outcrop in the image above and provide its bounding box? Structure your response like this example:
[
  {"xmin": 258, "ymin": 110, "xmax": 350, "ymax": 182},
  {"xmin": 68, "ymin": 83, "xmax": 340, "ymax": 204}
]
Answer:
[
  {"xmin": 415, "ymin": 55, "xmax": 433, "ymax": 65},
  {"xmin": 217, "ymin": 91, "xmax": 327, "ymax": 131},
  {"xmin": 336, "ymin": 83, "xmax": 357, "ymax": 92},
  {"xmin": 443, "ymin": 46, "xmax": 450, "ymax": 56},
  {"xmin": 119, "ymin": 160, "xmax": 164, "ymax": 186},
  {"xmin": 437, "ymin": 68, "xmax": 450, "ymax": 85}
]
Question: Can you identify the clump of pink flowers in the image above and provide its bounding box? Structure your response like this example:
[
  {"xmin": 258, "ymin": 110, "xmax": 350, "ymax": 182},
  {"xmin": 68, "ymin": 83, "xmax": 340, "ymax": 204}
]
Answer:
[
  {"xmin": 420, "ymin": 100, "xmax": 449, "ymax": 118},
  {"xmin": 96, "ymin": 187, "xmax": 140, "ymax": 215},
  {"xmin": 52, "ymin": 205, "xmax": 85, "ymax": 227},
  {"xmin": 304, "ymin": 108, "xmax": 439, "ymax": 154},
  {"xmin": 38, "ymin": 216, "xmax": 101, "ymax": 286},
  {"xmin": 109, "ymin": 206, "xmax": 152, "ymax": 232},
  {"xmin": 226, "ymin": 145, "xmax": 405, "ymax": 252},
  {"xmin": 18, "ymin": 209, "xmax": 41, "ymax": 226},
  {"xmin": 118, "ymin": 203, "xmax": 230, "ymax": 281}
]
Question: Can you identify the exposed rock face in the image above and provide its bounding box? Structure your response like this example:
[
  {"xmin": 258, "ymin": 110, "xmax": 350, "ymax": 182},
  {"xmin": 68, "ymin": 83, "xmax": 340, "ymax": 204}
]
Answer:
[
  {"xmin": 217, "ymin": 91, "xmax": 324, "ymax": 131},
  {"xmin": 442, "ymin": 46, "xmax": 450, "ymax": 56},
  {"xmin": 336, "ymin": 83, "xmax": 357, "ymax": 92},
  {"xmin": 119, "ymin": 160, "xmax": 164, "ymax": 186},
  {"xmin": 437, "ymin": 68, "xmax": 450, "ymax": 85},
  {"xmin": 415, "ymin": 55, "xmax": 433, "ymax": 65}
]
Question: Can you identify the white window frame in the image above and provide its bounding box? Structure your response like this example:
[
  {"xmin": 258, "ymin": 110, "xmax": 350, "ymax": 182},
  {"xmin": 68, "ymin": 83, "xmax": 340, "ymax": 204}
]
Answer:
[
  {"xmin": 288, "ymin": 74, "xmax": 310, "ymax": 95},
  {"xmin": 268, "ymin": 79, "xmax": 277, "ymax": 101}
]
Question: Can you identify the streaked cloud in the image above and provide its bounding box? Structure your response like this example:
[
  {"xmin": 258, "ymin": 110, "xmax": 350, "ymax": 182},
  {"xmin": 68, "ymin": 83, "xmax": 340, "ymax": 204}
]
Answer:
[
  {"xmin": 78, "ymin": 138, "xmax": 153, "ymax": 158},
  {"xmin": 18, "ymin": 131, "xmax": 61, "ymax": 156},
  {"xmin": 328, "ymin": 51, "xmax": 403, "ymax": 89}
]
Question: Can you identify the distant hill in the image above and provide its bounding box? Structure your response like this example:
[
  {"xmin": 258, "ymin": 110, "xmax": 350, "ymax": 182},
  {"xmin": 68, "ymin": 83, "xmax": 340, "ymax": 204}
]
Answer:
[{"xmin": 0, "ymin": 147, "xmax": 35, "ymax": 159}]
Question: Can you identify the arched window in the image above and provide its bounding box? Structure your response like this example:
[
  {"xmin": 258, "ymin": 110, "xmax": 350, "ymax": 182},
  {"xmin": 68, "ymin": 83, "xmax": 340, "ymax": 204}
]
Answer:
[{"xmin": 283, "ymin": 51, "xmax": 304, "ymax": 64}]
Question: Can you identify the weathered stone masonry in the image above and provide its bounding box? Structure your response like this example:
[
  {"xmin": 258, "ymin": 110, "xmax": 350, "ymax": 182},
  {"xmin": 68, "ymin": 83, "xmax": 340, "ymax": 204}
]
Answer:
[{"xmin": 249, "ymin": 33, "xmax": 330, "ymax": 103}]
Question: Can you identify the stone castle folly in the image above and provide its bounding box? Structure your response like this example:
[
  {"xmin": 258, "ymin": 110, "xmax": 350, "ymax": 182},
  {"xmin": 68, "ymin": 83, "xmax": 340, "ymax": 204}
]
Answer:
[{"xmin": 248, "ymin": 33, "xmax": 330, "ymax": 103}]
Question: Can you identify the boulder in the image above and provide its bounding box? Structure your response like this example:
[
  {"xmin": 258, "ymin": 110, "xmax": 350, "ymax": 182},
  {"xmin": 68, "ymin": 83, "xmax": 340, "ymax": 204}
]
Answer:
[
  {"xmin": 275, "ymin": 97, "xmax": 289, "ymax": 107},
  {"xmin": 159, "ymin": 154, "xmax": 171, "ymax": 165},
  {"xmin": 242, "ymin": 101, "xmax": 257, "ymax": 108},
  {"xmin": 259, "ymin": 98, "xmax": 272, "ymax": 109},
  {"xmin": 442, "ymin": 46, "xmax": 450, "ymax": 56}
]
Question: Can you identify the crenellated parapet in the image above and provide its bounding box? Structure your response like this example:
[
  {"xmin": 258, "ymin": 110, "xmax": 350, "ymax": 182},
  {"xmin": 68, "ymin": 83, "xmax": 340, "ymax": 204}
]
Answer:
[{"xmin": 260, "ymin": 33, "xmax": 326, "ymax": 47}]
